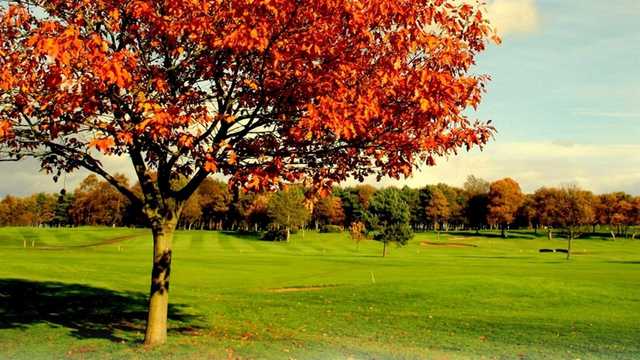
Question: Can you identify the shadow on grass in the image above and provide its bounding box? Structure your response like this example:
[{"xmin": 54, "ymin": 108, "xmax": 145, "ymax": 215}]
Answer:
[
  {"xmin": 605, "ymin": 260, "xmax": 640, "ymax": 265},
  {"xmin": 446, "ymin": 231, "xmax": 535, "ymax": 240},
  {"xmin": 0, "ymin": 279, "xmax": 202, "ymax": 343},
  {"xmin": 221, "ymin": 231, "xmax": 262, "ymax": 241}
]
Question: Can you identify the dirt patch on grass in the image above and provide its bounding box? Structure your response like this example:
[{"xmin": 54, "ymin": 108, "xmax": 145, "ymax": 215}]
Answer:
[
  {"xmin": 268, "ymin": 285, "xmax": 339, "ymax": 293},
  {"xmin": 420, "ymin": 241, "xmax": 478, "ymax": 248}
]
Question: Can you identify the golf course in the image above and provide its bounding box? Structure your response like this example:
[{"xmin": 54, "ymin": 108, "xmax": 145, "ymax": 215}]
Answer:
[{"xmin": 1, "ymin": 228, "xmax": 638, "ymax": 359}]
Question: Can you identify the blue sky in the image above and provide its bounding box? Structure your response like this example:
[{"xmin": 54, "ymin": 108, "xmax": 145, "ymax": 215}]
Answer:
[
  {"xmin": 479, "ymin": 0, "xmax": 639, "ymax": 145},
  {"xmin": 1, "ymin": 0, "xmax": 639, "ymax": 196}
]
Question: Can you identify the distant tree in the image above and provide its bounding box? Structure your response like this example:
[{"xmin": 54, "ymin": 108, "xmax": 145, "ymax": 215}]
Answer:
[
  {"xmin": 426, "ymin": 189, "xmax": 450, "ymax": 240},
  {"xmin": 334, "ymin": 187, "xmax": 366, "ymax": 226},
  {"xmin": 267, "ymin": 187, "xmax": 311, "ymax": 242},
  {"xmin": 462, "ymin": 175, "xmax": 490, "ymax": 233},
  {"xmin": 515, "ymin": 194, "xmax": 537, "ymax": 231},
  {"xmin": 29, "ymin": 193, "xmax": 57, "ymax": 227},
  {"xmin": 463, "ymin": 175, "xmax": 490, "ymax": 196},
  {"xmin": 70, "ymin": 174, "xmax": 130, "ymax": 226},
  {"xmin": 557, "ymin": 186, "xmax": 595, "ymax": 260},
  {"xmin": 631, "ymin": 197, "xmax": 640, "ymax": 239},
  {"xmin": 233, "ymin": 192, "xmax": 271, "ymax": 232},
  {"xmin": 349, "ymin": 221, "xmax": 367, "ymax": 251},
  {"xmin": 0, "ymin": 198, "xmax": 8, "ymax": 226},
  {"xmin": 487, "ymin": 178, "xmax": 524, "ymax": 238},
  {"xmin": 180, "ymin": 192, "xmax": 203, "ymax": 230},
  {"xmin": 533, "ymin": 187, "xmax": 564, "ymax": 240},
  {"xmin": 313, "ymin": 195, "xmax": 345, "ymax": 229},
  {"xmin": 596, "ymin": 193, "xmax": 634, "ymax": 239},
  {"xmin": 400, "ymin": 186, "xmax": 423, "ymax": 231},
  {"xmin": 197, "ymin": 179, "xmax": 231, "ymax": 230},
  {"xmin": 432, "ymin": 183, "xmax": 466, "ymax": 229},
  {"xmin": 355, "ymin": 185, "xmax": 377, "ymax": 209},
  {"xmin": 366, "ymin": 188, "xmax": 413, "ymax": 257},
  {"xmin": 11, "ymin": 196, "xmax": 33, "ymax": 226},
  {"xmin": 51, "ymin": 190, "xmax": 75, "ymax": 227},
  {"xmin": 0, "ymin": 195, "xmax": 20, "ymax": 226}
]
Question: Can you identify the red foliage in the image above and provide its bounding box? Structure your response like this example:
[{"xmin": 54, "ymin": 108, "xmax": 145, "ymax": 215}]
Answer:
[{"xmin": 0, "ymin": 0, "xmax": 498, "ymax": 197}]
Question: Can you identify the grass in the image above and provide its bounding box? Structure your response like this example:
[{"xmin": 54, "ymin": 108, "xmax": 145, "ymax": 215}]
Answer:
[{"xmin": 0, "ymin": 227, "xmax": 639, "ymax": 359}]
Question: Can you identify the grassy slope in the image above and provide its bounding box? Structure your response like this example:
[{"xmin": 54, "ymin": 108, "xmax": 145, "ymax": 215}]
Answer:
[{"xmin": 0, "ymin": 227, "xmax": 638, "ymax": 359}]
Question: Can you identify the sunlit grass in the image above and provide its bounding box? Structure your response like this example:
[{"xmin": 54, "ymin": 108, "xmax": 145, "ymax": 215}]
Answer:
[{"xmin": 0, "ymin": 227, "xmax": 638, "ymax": 359}]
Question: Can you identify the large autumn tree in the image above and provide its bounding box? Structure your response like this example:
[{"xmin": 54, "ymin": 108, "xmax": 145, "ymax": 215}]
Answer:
[
  {"xmin": 0, "ymin": 0, "xmax": 497, "ymax": 345},
  {"xmin": 487, "ymin": 178, "xmax": 524, "ymax": 238}
]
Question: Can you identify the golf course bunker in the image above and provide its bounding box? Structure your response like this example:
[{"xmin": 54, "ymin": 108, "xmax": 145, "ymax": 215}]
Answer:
[
  {"xmin": 420, "ymin": 241, "xmax": 479, "ymax": 248},
  {"xmin": 268, "ymin": 285, "xmax": 339, "ymax": 293}
]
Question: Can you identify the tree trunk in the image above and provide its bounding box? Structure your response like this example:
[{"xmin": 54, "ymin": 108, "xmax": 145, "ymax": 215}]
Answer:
[
  {"xmin": 382, "ymin": 241, "xmax": 387, "ymax": 257},
  {"xmin": 501, "ymin": 225, "xmax": 506, "ymax": 238},
  {"xmin": 547, "ymin": 228, "xmax": 553, "ymax": 240},
  {"xmin": 144, "ymin": 221, "xmax": 176, "ymax": 346},
  {"xmin": 566, "ymin": 231, "xmax": 573, "ymax": 260}
]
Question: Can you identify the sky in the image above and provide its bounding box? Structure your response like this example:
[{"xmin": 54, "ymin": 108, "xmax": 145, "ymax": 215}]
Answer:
[{"xmin": 1, "ymin": 0, "xmax": 639, "ymax": 196}]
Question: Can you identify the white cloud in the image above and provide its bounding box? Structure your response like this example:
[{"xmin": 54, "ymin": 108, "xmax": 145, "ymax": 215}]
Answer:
[
  {"xmin": 486, "ymin": 0, "xmax": 541, "ymax": 36},
  {"xmin": 365, "ymin": 141, "xmax": 640, "ymax": 195},
  {"xmin": 1, "ymin": 142, "xmax": 639, "ymax": 197}
]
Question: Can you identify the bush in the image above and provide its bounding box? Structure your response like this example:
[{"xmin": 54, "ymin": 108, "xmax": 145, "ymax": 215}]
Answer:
[
  {"xmin": 261, "ymin": 229, "xmax": 288, "ymax": 242},
  {"xmin": 320, "ymin": 224, "xmax": 343, "ymax": 233}
]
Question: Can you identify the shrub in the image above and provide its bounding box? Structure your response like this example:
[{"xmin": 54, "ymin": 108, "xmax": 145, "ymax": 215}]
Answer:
[
  {"xmin": 320, "ymin": 224, "xmax": 343, "ymax": 233},
  {"xmin": 261, "ymin": 229, "xmax": 288, "ymax": 242}
]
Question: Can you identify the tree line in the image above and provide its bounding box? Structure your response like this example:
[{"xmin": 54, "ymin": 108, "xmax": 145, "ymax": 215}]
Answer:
[{"xmin": 1, "ymin": 175, "xmax": 639, "ymax": 240}]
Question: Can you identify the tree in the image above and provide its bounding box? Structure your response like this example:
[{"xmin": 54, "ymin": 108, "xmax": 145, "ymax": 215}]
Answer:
[
  {"xmin": 197, "ymin": 179, "xmax": 231, "ymax": 230},
  {"xmin": 267, "ymin": 187, "xmax": 311, "ymax": 241},
  {"xmin": 515, "ymin": 194, "xmax": 537, "ymax": 231},
  {"xmin": 233, "ymin": 192, "xmax": 271, "ymax": 232},
  {"xmin": 0, "ymin": 1, "xmax": 497, "ymax": 345},
  {"xmin": 463, "ymin": 175, "xmax": 490, "ymax": 196},
  {"xmin": 355, "ymin": 185, "xmax": 377, "ymax": 210},
  {"xmin": 400, "ymin": 186, "xmax": 423, "ymax": 231},
  {"xmin": 487, "ymin": 178, "xmax": 524, "ymax": 238},
  {"xmin": 596, "ymin": 193, "xmax": 634, "ymax": 239},
  {"xmin": 426, "ymin": 189, "xmax": 450, "ymax": 240},
  {"xmin": 0, "ymin": 195, "xmax": 19, "ymax": 226},
  {"xmin": 180, "ymin": 192, "xmax": 203, "ymax": 230},
  {"xmin": 29, "ymin": 193, "xmax": 57, "ymax": 227},
  {"xmin": 533, "ymin": 187, "xmax": 563, "ymax": 240},
  {"xmin": 437, "ymin": 183, "xmax": 467, "ymax": 229},
  {"xmin": 366, "ymin": 188, "xmax": 414, "ymax": 257},
  {"xmin": 349, "ymin": 221, "xmax": 367, "ymax": 250},
  {"xmin": 70, "ymin": 174, "xmax": 130, "ymax": 226},
  {"xmin": 313, "ymin": 195, "xmax": 345, "ymax": 229},
  {"xmin": 462, "ymin": 175, "xmax": 490, "ymax": 233},
  {"xmin": 631, "ymin": 197, "xmax": 640, "ymax": 239},
  {"xmin": 557, "ymin": 186, "xmax": 595, "ymax": 260},
  {"xmin": 334, "ymin": 187, "xmax": 366, "ymax": 226},
  {"xmin": 51, "ymin": 190, "xmax": 75, "ymax": 227}
]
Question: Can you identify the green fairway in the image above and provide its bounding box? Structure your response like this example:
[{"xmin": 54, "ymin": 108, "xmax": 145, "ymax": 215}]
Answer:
[{"xmin": 0, "ymin": 228, "xmax": 639, "ymax": 359}]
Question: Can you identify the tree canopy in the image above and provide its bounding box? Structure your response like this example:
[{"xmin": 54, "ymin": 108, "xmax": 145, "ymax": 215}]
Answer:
[
  {"xmin": 487, "ymin": 178, "xmax": 524, "ymax": 237},
  {"xmin": 365, "ymin": 188, "xmax": 413, "ymax": 256}
]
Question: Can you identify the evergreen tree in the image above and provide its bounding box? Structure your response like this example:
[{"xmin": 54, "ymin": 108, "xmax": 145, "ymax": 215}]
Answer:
[{"xmin": 366, "ymin": 188, "xmax": 414, "ymax": 257}]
